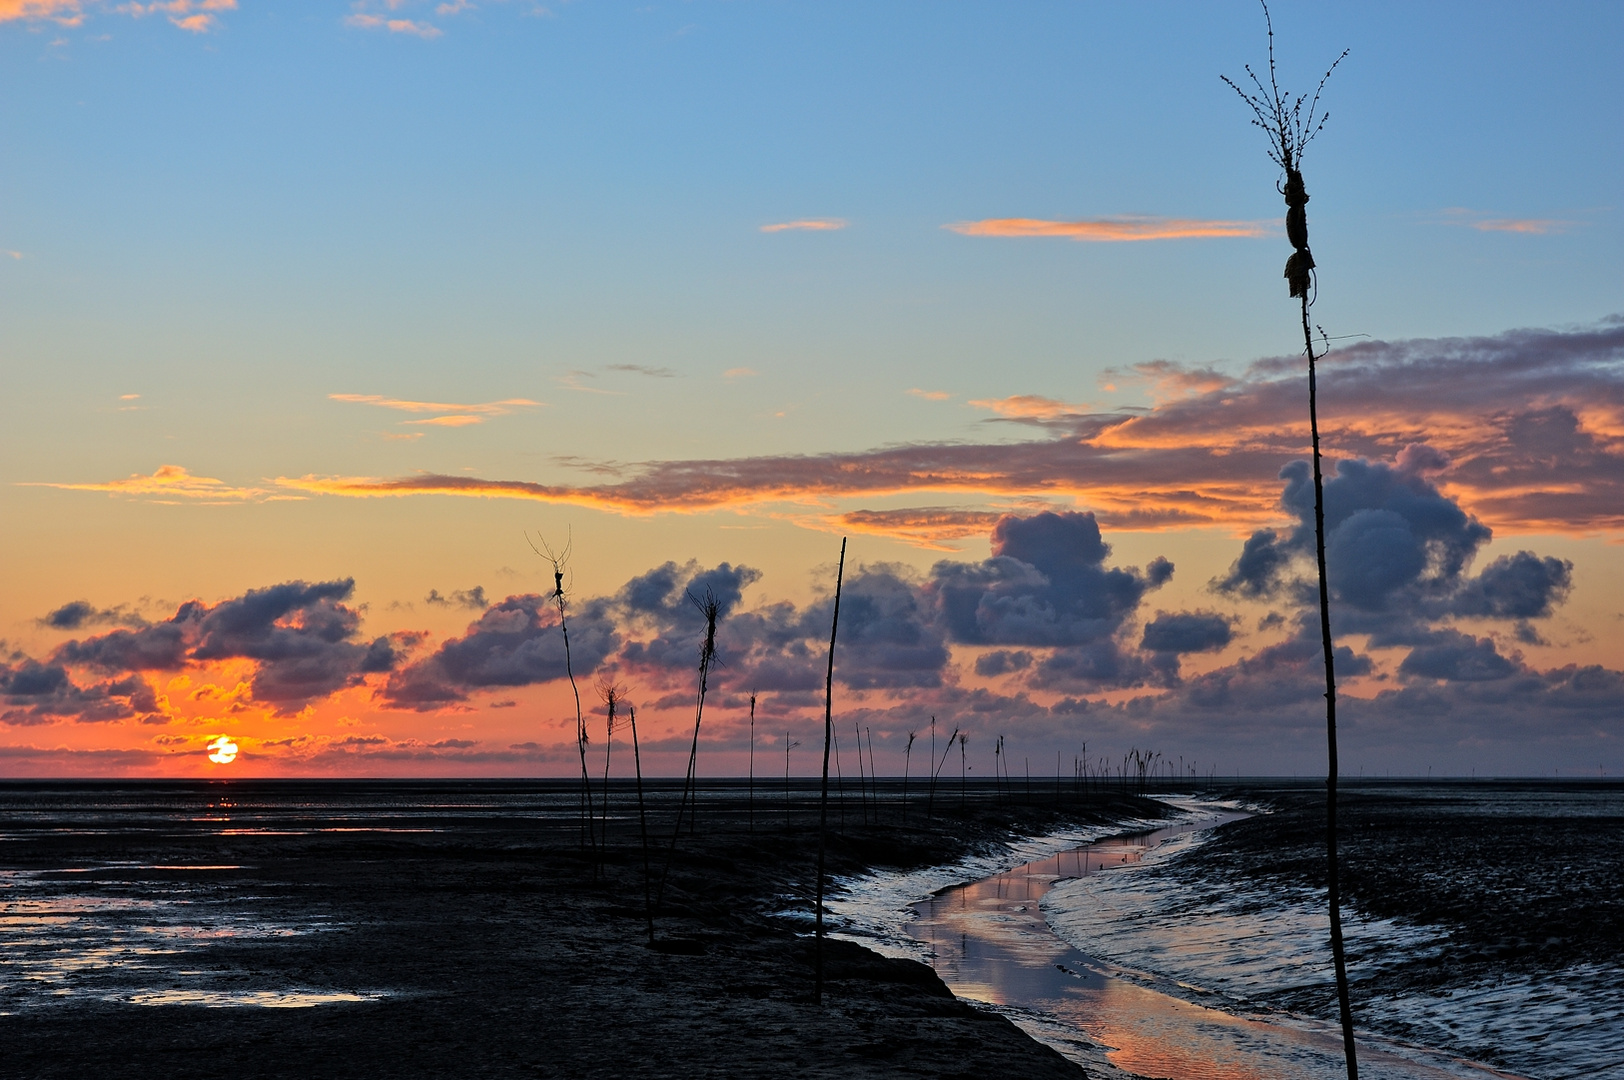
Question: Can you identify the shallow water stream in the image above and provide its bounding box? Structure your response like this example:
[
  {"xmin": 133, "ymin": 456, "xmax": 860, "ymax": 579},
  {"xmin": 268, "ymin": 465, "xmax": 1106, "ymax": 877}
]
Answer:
[{"xmin": 902, "ymin": 809, "xmax": 1529, "ymax": 1080}]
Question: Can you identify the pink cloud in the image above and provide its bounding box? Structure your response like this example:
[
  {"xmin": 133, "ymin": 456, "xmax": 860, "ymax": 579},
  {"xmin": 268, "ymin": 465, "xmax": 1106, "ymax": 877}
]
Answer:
[
  {"xmin": 760, "ymin": 219, "xmax": 847, "ymax": 233},
  {"xmin": 946, "ymin": 216, "xmax": 1271, "ymax": 242}
]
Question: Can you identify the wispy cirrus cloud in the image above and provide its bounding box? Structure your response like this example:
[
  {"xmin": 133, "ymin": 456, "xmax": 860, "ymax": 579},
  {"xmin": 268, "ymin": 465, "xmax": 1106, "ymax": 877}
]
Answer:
[
  {"xmin": 835, "ymin": 507, "xmax": 1008, "ymax": 550},
  {"xmin": 760, "ymin": 219, "xmax": 847, "ymax": 233},
  {"xmin": 1440, "ymin": 208, "xmax": 1575, "ymax": 235},
  {"xmin": 967, "ymin": 394, "xmax": 1092, "ymax": 421},
  {"xmin": 272, "ymin": 321, "xmax": 1624, "ymax": 540},
  {"xmin": 909, "ymin": 388, "xmax": 952, "ymax": 402},
  {"xmin": 33, "ymin": 323, "xmax": 1624, "ymax": 541},
  {"xmin": 21, "ymin": 465, "xmax": 277, "ymax": 504},
  {"xmin": 330, "ymin": 394, "xmax": 541, "ymax": 427},
  {"xmin": 946, "ymin": 216, "xmax": 1271, "ymax": 242}
]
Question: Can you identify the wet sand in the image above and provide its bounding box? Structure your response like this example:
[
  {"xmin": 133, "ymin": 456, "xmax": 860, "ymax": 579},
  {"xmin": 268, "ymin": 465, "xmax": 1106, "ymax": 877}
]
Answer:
[{"xmin": 1, "ymin": 779, "xmax": 1167, "ymax": 1078}]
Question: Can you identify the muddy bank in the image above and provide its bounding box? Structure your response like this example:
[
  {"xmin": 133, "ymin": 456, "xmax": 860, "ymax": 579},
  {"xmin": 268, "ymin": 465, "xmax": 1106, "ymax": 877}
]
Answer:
[
  {"xmin": 1, "ymin": 779, "xmax": 1168, "ymax": 1078},
  {"xmin": 1189, "ymin": 781, "xmax": 1624, "ymax": 987}
]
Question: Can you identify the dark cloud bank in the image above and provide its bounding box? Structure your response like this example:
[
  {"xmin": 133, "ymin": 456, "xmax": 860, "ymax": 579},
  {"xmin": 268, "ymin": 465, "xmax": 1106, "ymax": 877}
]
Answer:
[{"xmin": 10, "ymin": 453, "xmax": 1620, "ymax": 768}]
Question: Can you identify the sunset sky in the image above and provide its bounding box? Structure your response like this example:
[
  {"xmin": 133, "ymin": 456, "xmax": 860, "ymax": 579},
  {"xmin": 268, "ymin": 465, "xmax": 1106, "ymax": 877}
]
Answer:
[{"xmin": 3, "ymin": 1, "xmax": 1621, "ymax": 778}]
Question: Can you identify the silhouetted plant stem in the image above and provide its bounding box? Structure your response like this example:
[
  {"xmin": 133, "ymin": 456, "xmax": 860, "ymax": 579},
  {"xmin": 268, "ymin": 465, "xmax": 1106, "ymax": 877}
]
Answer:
[
  {"xmin": 814, "ymin": 537, "xmax": 847, "ymax": 1007},
  {"xmin": 599, "ymin": 680, "xmax": 618, "ymax": 842},
  {"xmin": 928, "ymin": 726, "xmax": 957, "ymax": 821},
  {"xmin": 533, "ymin": 533, "xmax": 593, "ymax": 865},
  {"xmin": 901, "ymin": 731, "xmax": 916, "ymax": 823},
  {"xmin": 1225, "ymin": 6, "xmax": 1356, "ymax": 1075},
  {"xmin": 865, "ymin": 727, "xmax": 878, "ymax": 820}
]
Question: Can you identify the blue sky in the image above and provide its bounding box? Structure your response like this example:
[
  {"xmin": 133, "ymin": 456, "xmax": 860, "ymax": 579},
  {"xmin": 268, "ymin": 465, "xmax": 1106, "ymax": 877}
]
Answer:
[{"xmin": 3, "ymin": 1, "xmax": 1621, "ymax": 776}]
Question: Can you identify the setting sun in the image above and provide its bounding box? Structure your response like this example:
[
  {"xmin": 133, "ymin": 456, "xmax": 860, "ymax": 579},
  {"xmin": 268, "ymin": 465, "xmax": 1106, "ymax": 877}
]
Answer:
[{"xmin": 206, "ymin": 737, "xmax": 239, "ymax": 765}]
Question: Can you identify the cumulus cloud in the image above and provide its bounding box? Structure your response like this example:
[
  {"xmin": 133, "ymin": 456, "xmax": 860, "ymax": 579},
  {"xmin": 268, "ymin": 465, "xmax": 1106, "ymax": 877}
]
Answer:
[
  {"xmin": 1, "ymin": 658, "xmax": 157, "ymax": 726},
  {"xmin": 382, "ymin": 593, "xmax": 618, "ymax": 709},
  {"xmin": 36, "ymin": 579, "xmax": 416, "ymax": 718},
  {"xmin": 39, "ymin": 600, "xmax": 147, "ymax": 631},
  {"xmin": 1214, "ymin": 448, "xmax": 1574, "ymax": 681},
  {"xmin": 425, "ymin": 586, "xmax": 488, "ymax": 609}
]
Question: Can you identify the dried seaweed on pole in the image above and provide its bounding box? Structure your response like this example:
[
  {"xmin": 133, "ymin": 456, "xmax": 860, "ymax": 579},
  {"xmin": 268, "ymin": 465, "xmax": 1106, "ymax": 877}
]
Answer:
[{"xmin": 1224, "ymin": 6, "xmax": 1358, "ymax": 1077}]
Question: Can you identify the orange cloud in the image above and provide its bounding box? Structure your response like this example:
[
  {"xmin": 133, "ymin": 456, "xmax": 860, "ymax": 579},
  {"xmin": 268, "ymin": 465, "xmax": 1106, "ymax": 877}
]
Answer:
[
  {"xmin": 404, "ymin": 415, "xmax": 485, "ymax": 427},
  {"xmin": 118, "ymin": 0, "xmax": 234, "ymax": 31},
  {"xmin": 909, "ymin": 389, "xmax": 952, "ymax": 402},
  {"xmin": 968, "ymin": 394, "xmax": 1089, "ymax": 420},
  {"xmin": 836, "ymin": 507, "xmax": 1007, "ymax": 550},
  {"xmin": 760, "ymin": 219, "xmax": 847, "ymax": 233},
  {"xmin": 344, "ymin": 12, "xmax": 442, "ymax": 37},
  {"xmin": 22, "ymin": 464, "xmax": 272, "ymax": 504},
  {"xmin": 945, "ymin": 216, "xmax": 1271, "ymax": 242},
  {"xmin": 0, "ymin": 0, "xmax": 84, "ymax": 23},
  {"xmin": 331, "ymin": 394, "xmax": 541, "ymax": 427}
]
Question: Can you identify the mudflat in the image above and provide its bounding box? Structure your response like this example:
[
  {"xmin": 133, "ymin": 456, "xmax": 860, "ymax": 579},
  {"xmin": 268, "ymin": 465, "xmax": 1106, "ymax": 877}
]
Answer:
[{"xmin": 1, "ymin": 780, "xmax": 1167, "ymax": 1079}]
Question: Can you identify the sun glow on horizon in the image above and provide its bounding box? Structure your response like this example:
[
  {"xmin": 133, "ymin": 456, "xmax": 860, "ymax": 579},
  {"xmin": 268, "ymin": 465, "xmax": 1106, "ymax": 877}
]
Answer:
[{"xmin": 207, "ymin": 736, "xmax": 239, "ymax": 765}]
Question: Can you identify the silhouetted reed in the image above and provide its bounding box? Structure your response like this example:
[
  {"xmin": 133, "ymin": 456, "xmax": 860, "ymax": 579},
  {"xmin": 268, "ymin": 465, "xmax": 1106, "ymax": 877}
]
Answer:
[
  {"xmin": 597, "ymin": 677, "xmax": 621, "ymax": 841},
  {"xmin": 901, "ymin": 730, "xmax": 917, "ymax": 822},
  {"xmin": 533, "ymin": 531, "xmax": 594, "ymax": 864},
  {"xmin": 927, "ymin": 724, "xmax": 958, "ymax": 820},
  {"xmin": 653, "ymin": 587, "xmax": 722, "ymax": 924},
  {"xmin": 1225, "ymin": 5, "xmax": 1356, "ymax": 1075}
]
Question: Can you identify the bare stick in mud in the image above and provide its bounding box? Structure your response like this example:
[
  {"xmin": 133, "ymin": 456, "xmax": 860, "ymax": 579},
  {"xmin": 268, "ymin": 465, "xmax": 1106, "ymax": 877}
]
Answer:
[
  {"xmin": 814, "ymin": 537, "xmax": 847, "ymax": 1007},
  {"xmin": 627, "ymin": 703, "xmax": 654, "ymax": 945},
  {"xmin": 855, "ymin": 720, "xmax": 868, "ymax": 826},
  {"xmin": 1224, "ymin": 5, "xmax": 1357, "ymax": 1076},
  {"xmin": 784, "ymin": 732, "xmax": 799, "ymax": 831},
  {"xmin": 748, "ymin": 691, "xmax": 757, "ymax": 834}
]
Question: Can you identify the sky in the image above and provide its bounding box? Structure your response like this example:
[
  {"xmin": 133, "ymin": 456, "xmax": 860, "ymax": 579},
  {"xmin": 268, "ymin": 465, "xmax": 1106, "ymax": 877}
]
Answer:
[{"xmin": 3, "ymin": 0, "xmax": 1621, "ymax": 779}]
